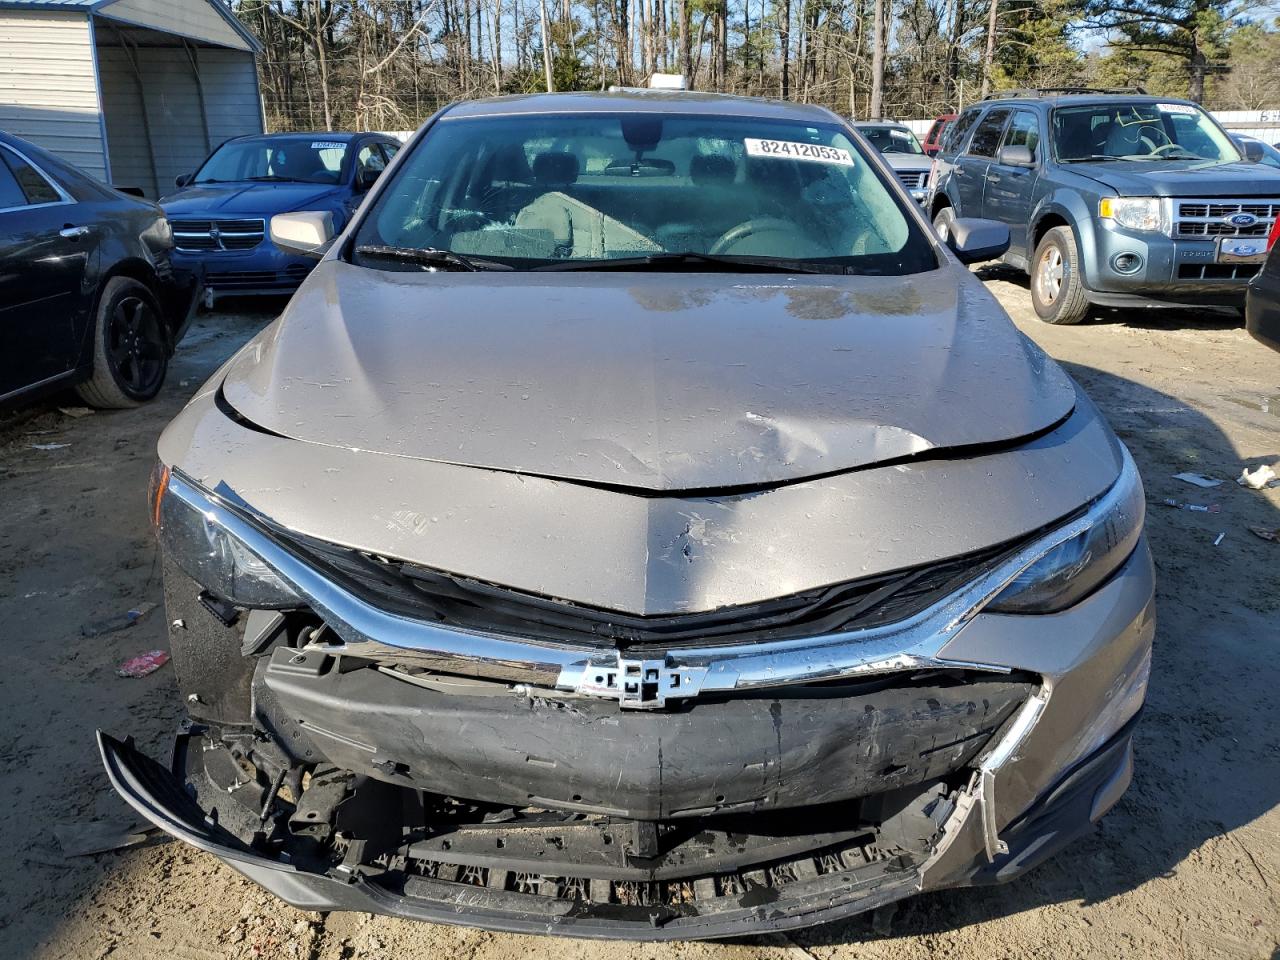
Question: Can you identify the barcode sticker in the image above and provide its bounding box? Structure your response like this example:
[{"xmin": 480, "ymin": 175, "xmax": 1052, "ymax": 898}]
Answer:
[
  {"xmin": 744, "ymin": 139, "xmax": 854, "ymax": 165},
  {"xmin": 311, "ymin": 141, "xmax": 346, "ymax": 149}
]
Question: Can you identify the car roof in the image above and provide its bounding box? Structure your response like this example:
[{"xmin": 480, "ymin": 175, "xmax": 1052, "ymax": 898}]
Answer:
[
  {"xmin": 975, "ymin": 93, "xmax": 1199, "ymax": 109},
  {"xmin": 228, "ymin": 132, "xmax": 381, "ymax": 144},
  {"xmin": 442, "ymin": 90, "xmax": 842, "ymax": 124}
]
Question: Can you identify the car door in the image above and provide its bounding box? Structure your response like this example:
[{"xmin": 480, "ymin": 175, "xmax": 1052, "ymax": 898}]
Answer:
[
  {"xmin": 982, "ymin": 109, "xmax": 1042, "ymax": 259},
  {"xmin": 0, "ymin": 144, "xmax": 93, "ymax": 401},
  {"xmin": 953, "ymin": 107, "xmax": 1010, "ymax": 217}
]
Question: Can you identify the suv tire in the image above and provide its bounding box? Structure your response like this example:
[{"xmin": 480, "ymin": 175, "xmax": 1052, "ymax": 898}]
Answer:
[
  {"xmin": 932, "ymin": 206, "xmax": 956, "ymax": 242},
  {"xmin": 75, "ymin": 276, "xmax": 169, "ymax": 408},
  {"xmin": 1030, "ymin": 226, "xmax": 1089, "ymax": 325}
]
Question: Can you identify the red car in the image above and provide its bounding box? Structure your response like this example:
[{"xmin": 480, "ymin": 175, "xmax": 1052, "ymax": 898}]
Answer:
[{"xmin": 922, "ymin": 113, "xmax": 956, "ymax": 156}]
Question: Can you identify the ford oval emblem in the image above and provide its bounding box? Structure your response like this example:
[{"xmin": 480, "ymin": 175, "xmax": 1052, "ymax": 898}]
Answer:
[{"xmin": 1229, "ymin": 213, "xmax": 1258, "ymax": 226}]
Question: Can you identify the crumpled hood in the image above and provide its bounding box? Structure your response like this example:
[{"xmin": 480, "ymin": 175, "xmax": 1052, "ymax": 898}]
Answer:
[
  {"xmin": 161, "ymin": 182, "xmax": 342, "ymax": 216},
  {"xmin": 220, "ymin": 261, "xmax": 1076, "ymax": 491},
  {"xmin": 1071, "ymin": 159, "xmax": 1280, "ymax": 197}
]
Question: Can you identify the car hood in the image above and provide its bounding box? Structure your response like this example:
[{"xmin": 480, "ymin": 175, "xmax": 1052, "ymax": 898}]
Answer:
[
  {"xmin": 882, "ymin": 154, "xmax": 934, "ymax": 173},
  {"xmin": 161, "ymin": 182, "xmax": 343, "ymax": 216},
  {"xmin": 1070, "ymin": 159, "xmax": 1280, "ymax": 197},
  {"xmin": 219, "ymin": 261, "xmax": 1076, "ymax": 492}
]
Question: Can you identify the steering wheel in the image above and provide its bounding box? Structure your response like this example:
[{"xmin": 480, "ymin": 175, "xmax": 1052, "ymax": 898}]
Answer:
[
  {"xmin": 709, "ymin": 216, "xmax": 807, "ymax": 256},
  {"xmin": 1149, "ymin": 142, "xmax": 1184, "ymax": 156},
  {"xmin": 442, "ymin": 211, "xmax": 499, "ymax": 237}
]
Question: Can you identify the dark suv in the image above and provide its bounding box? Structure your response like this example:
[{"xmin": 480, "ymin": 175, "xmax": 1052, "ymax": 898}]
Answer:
[{"xmin": 929, "ymin": 89, "xmax": 1280, "ymax": 324}]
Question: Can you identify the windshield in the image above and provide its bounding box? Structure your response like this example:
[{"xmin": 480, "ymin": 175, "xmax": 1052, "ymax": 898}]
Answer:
[
  {"xmin": 352, "ymin": 113, "xmax": 935, "ymax": 274},
  {"xmin": 194, "ymin": 138, "xmax": 351, "ymax": 184},
  {"xmin": 859, "ymin": 126, "xmax": 925, "ymax": 155},
  {"xmin": 1053, "ymin": 102, "xmax": 1240, "ymax": 163}
]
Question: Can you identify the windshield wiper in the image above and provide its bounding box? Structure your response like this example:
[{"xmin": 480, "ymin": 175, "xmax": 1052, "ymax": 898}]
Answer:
[
  {"xmin": 245, "ymin": 175, "xmax": 311, "ymax": 183},
  {"xmin": 1061, "ymin": 155, "xmax": 1123, "ymax": 163},
  {"xmin": 353, "ymin": 244, "xmax": 512, "ymax": 272},
  {"xmin": 531, "ymin": 251, "xmax": 842, "ymax": 274}
]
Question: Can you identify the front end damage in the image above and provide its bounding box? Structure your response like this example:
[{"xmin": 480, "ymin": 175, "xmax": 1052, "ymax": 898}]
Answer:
[{"xmin": 104, "ymin": 381, "xmax": 1154, "ymax": 938}]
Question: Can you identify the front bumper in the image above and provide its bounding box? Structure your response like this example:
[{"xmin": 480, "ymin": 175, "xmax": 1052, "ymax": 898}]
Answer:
[
  {"xmin": 101, "ymin": 522, "xmax": 1154, "ymax": 938},
  {"xmin": 172, "ymin": 244, "xmax": 314, "ymax": 302},
  {"xmin": 1085, "ymin": 226, "xmax": 1260, "ymax": 307}
]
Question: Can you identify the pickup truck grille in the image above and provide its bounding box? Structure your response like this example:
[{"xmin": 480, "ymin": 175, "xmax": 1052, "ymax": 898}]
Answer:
[
  {"xmin": 895, "ymin": 170, "xmax": 928, "ymax": 190},
  {"xmin": 172, "ymin": 218, "xmax": 266, "ymax": 252},
  {"xmin": 1173, "ymin": 200, "xmax": 1280, "ymax": 239}
]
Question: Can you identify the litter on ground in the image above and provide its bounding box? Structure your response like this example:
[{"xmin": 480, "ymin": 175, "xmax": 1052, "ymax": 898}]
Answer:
[
  {"xmin": 1238, "ymin": 463, "xmax": 1279, "ymax": 490},
  {"xmin": 1172, "ymin": 472, "xmax": 1223, "ymax": 488},
  {"xmin": 81, "ymin": 601, "xmax": 157, "ymax": 638},
  {"xmin": 116, "ymin": 649, "xmax": 170, "ymax": 678}
]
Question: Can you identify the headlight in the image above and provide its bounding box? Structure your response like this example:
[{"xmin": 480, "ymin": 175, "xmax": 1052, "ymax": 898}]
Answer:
[
  {"xmin": 157, "ymin": 468, "xmax": 299, "ymax": 609},
  {"xmin": 986, "ymin": 449, "xmax": 1145, "ymax": 614},
  {"xmin": 1099, "ymin": 197, "xmax": 1163, "ymax": 233}
]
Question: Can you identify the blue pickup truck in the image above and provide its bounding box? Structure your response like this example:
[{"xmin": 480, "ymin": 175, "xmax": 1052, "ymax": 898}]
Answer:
[
  {"xmin": 928, "ymin": 90, "xmax": 1280, "ymax": 324},
  {"xmin": 162, "ymin": 132, "xmax": 401, "ymax": 305}
]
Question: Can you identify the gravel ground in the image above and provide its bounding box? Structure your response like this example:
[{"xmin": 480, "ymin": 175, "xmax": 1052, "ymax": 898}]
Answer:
[{"xmin": 0, "ymin": 280, "xmax": 1277, "ymax": 960}]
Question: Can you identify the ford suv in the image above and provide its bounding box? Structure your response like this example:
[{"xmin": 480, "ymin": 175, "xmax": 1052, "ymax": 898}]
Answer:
[{"xmin": 929, "ymin": 89, "xmax": 1280, "ymax": 324}]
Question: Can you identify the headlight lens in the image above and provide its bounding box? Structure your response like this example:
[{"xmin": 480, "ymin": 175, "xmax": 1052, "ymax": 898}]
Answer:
[
  {"xmin": 158, "ymin": 469, "xmax": 299, "ymax": 608},
  {"xmin": 1099, "ymin": 197, "xmax": 1163, "ymax": 233},
  {"xmin": 986, "ymin": 451, "xmax": 1145, "ymax": 614}
]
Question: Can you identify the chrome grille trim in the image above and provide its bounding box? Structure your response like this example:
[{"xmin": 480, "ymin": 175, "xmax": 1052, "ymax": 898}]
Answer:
[
  {"xmin": 172, "ymin": 218, "xmax": 266, "ymax": 252},
  {"xmin": 160, "ymin": 450, "xmax": 1140, "ymax": 706},
  {"xmin": 895, "ymin": 170, "xmax": 928, "ymax": 190},
  {"xmin": 1171, "ymin": 198, "xmax": 1280, "ymax": 239}
]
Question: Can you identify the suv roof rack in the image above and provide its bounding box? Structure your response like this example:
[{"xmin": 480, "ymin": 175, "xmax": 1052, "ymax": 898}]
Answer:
[{"xmin": 982, "ymin": 86, "xmax": 1149, "ymax": 100}]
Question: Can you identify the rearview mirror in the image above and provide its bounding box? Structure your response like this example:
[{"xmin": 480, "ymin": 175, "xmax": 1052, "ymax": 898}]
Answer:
[
  {"xmin": 945, "ymin": 217, "xmax": 1011, "ymax": 265},
  {"xmin": 996, "ymin": 144, "xmax": 1035, "ymax": 167},
  {"xmin": 175, "ymin": 173, "xmax": 194, "ymax": 188},
  {"xmin": 1240, "ymin": 139, "xmax": 1264, "ymax": 163},
  {"xmin": 270, "ymin": 211, "xmax": 335, "ymax": 259}
]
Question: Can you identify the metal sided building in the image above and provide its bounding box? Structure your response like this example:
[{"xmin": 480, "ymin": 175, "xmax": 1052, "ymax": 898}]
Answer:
[{"xmin": 0, "ymin": 0, "xmax": 264, "ymax": 197}]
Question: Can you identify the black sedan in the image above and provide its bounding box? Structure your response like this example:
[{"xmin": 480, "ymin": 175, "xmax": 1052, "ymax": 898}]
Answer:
[
  {"xmin": 1245, "ymin": 219, "xmax": 1280, "ymax": 352},
  {"xmin": 0, "ymin": 131, "xmax": 198, "ymax": 408}
]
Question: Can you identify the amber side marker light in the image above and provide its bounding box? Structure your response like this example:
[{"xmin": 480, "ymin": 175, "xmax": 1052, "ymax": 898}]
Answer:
[{"xmin": 148, "ymin": 463, "xmax": 170, "ymax": 531}]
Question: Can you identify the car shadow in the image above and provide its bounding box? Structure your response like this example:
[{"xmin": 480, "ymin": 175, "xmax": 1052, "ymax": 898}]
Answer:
[
  {"xmin": 756, "ymin": 363, "xmax": 1280, "ymax": 947},
  {"xmin": 974, "ymin": 263, "xmax": 1246, "ymax": 331}
]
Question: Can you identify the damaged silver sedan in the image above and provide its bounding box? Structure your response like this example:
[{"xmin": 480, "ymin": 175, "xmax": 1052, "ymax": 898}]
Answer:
[{"xmin": 102, "ymin": 91, "xmax": 1154, "ymax": 940}]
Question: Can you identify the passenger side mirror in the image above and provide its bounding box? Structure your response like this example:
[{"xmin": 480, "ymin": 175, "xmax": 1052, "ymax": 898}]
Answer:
[
  {"xmin": 270, "ymin": 211, "xmax": 335, "ymax": 259},
  {"xmin": 945, "ymin": 217, "xmax": 1011, "ymax": 265},
  {"xmin": 355, "ymin": 166, "xmax": 382, "ymax": 192},
  {"xmin": 175, "ymin": 173, "xmax": 194, "ymax": 188},
  {"xmin": 996, "ymin": 144, "xmax": 1035, "ymax": 167},
  {"xmin": 1240, "ymin": 140, "xmax": 1264, "ymax": 163}
]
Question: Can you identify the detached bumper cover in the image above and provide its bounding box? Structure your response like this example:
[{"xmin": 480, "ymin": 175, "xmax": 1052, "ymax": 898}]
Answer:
[
  {"xmin": 99, "ymin": 731, "xmax": 917, "ymax": 938},
  {"xmin": 99, "ymin": 721, "xmax": 1138, "ymax": 939}
]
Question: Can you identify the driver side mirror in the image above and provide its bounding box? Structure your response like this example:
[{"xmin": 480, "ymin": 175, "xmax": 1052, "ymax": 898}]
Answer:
[
  {"xmin": 175, "ymin": 173, "xmax": 194, "ymax": 188},
  {"xmin": 996, "ymin": 144, "xmax": 1035, "ymax": 167},
  {"xmin": 1240, "ymin": 139, "xmax": 1264, "ymax": 163},
  {"xmin": 945, "ymin": 217, "xmax": 1011, "ymax": 265},
  {"xmin": 355, "ymin": 166, "xmax": 382, "ymax": 192},
  {"xmin": 270, "ymin": 211, "xmax": 335, "ymax": 259}
]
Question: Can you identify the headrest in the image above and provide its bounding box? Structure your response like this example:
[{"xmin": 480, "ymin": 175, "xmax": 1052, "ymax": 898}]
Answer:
[
  {"xmin": 690, "ymin": 154, "xmax": 735, "ymax": 185},
  {"xmin": 532, "ymin": 152, "xmax": 580, "ymax": 185}
]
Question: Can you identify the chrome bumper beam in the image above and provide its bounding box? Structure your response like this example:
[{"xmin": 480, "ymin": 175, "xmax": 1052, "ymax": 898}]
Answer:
[{"xmin": 160, "ymin": 451, "xmax": 1136, "ymax": 707}]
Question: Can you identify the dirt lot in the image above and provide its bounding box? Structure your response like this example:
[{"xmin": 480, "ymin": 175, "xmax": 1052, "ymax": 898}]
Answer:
[{"xmin": 1, "ymin": 278, "xmax": 1277, "ymax": 960}]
